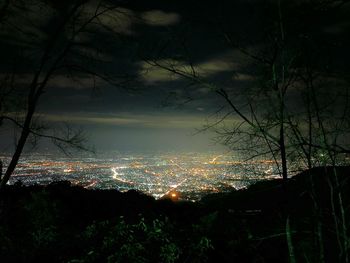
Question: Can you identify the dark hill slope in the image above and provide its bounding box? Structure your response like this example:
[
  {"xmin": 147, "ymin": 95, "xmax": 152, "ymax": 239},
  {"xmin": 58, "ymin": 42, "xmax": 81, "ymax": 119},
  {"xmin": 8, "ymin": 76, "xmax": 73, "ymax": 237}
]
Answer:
[{"xmin": 0, "ymin": 166, "xmax": 349, "ymax": 263}]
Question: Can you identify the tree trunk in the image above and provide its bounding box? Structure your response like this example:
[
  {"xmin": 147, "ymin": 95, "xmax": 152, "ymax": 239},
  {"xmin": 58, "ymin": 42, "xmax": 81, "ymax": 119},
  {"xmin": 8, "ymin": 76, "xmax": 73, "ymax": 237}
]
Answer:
[
  {"xmin": 0, "ymin": 106, "xmax": 35, "ymax": 189},
  {"xmin": 280, "ymin": 123, "xmax": 288, "ymax": 181},
  {"xmin": 0, "ymin": 159, "xmax": 2, "ymax": 180}
]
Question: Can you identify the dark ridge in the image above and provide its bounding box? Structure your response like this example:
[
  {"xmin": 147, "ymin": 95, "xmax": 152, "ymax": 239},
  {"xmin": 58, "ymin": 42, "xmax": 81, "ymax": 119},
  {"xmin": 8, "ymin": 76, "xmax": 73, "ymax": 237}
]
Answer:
[{"xmin": 0, "ymin": 166, "xmax": 349, "ymax": 263}]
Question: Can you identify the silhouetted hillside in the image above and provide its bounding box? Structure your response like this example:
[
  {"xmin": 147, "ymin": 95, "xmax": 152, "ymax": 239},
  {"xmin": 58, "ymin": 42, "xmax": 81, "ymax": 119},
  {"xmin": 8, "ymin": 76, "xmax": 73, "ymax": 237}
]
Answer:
[{"xmin": 0, "ymin": 166, "xmax": 349, "ymax": 262}]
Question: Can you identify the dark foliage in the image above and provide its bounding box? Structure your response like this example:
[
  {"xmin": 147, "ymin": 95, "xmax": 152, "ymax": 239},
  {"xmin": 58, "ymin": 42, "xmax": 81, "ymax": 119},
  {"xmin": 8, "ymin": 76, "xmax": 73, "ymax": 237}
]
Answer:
[{"xmin": 0, "ymin": 166, "xmax": 349, "ymax": 262}]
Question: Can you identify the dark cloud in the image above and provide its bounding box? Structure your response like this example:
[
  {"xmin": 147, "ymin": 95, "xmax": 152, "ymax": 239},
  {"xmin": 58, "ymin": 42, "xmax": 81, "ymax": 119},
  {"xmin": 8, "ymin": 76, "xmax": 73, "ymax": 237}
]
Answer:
[{"xmin": 1, "ymin": 0, "xmax": 349, "ymax": 152}]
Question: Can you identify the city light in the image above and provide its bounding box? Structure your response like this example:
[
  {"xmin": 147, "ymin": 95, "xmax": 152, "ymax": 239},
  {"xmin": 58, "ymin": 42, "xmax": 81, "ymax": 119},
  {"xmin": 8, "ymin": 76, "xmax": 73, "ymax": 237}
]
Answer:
[{"xmin": 5, "ymin": 152, "xmax": 282, "ymax": 201}]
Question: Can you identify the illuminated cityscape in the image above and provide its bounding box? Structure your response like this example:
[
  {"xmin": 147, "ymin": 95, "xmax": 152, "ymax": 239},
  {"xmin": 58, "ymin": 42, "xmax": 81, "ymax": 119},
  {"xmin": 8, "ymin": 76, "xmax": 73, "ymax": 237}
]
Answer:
[{"xmin": 2, "ymin": 151, "xmax": 281, "ymax": 201}]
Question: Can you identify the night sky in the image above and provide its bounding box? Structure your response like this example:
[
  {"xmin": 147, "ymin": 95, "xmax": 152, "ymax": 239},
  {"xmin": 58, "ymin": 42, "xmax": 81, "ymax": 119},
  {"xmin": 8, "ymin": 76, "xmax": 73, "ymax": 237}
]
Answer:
[{"xmin": 1, "ymin": 0, "xmax": 349, "ymax": 153}]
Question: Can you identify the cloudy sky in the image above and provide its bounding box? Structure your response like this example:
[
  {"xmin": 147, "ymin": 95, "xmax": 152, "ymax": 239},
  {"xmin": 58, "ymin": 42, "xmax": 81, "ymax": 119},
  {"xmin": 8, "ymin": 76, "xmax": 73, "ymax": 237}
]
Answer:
[{"xmin": 0, "ymin": 0, "xmax": 349, "ymax": 153}]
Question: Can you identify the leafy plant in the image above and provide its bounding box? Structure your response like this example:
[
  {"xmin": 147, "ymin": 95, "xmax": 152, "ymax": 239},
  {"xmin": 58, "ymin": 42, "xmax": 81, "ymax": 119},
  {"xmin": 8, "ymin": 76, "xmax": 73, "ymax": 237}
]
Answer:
[
  {"xmin": 71, "ymin": 216, "xmax": 181, "ymax": 263},
  {"xmin": 24, "ymin": 190, "xmax": 59, "ymax": 248}
]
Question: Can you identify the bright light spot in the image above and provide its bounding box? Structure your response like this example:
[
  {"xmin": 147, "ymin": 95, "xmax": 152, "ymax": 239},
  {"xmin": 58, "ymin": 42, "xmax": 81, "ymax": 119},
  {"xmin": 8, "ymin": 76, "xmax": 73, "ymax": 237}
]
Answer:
[{"xmin": 171, "ymin": 193, "xmax": 177, "ymax": 198}]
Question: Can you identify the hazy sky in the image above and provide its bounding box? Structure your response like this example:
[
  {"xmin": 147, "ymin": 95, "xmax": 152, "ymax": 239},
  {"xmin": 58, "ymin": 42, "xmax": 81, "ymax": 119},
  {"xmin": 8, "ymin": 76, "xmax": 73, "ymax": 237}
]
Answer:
[{"xmin": 1, "ymin": 0, "xmax": 349, "ymax": 153}]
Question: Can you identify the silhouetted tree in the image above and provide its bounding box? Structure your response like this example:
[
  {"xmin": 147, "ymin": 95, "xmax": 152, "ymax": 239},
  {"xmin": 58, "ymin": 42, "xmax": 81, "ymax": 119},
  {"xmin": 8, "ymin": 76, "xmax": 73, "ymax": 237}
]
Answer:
[
  {"xmin": 143, "ymin": 0, "xmax": 350, "ymax": 181},
  {"xmin": 0, "ymin": 0, "xmax": 136, "ymax": 188},
  {"xmin": 143, "ymin": 2, "xmax": 350, "ymax": 261}
]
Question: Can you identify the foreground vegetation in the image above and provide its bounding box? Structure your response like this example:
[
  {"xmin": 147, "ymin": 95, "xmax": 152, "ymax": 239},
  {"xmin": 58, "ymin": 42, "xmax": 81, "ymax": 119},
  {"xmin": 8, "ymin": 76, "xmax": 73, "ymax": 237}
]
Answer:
[{"xmin": 0, "ymin": 166, "xmax": 349, "ymax": 263}]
